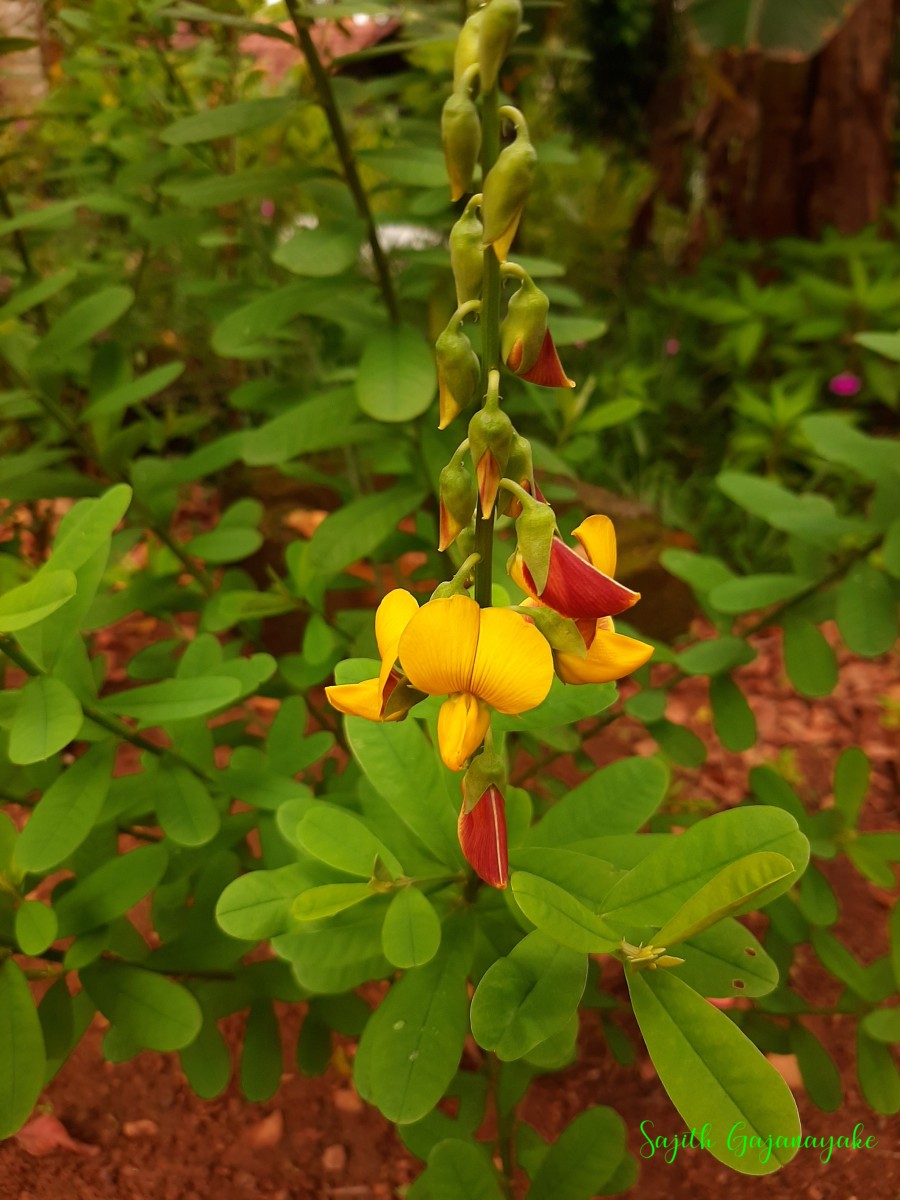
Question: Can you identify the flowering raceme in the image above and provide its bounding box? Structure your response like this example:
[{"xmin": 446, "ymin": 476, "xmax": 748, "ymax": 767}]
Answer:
[
  {"xmin": 326, "ymin": 590, "xmax": 553, "ymax": 771},
  {"xmin": 512, "ymin": 514, "xmax": 654, "ymax": 684}
]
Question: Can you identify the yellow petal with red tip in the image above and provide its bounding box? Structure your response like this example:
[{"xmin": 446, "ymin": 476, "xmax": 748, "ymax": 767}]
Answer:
[
  {"xmin": 489, "ymin": 210, "xmax": 522, "ymax": 263},
  {"xmin": 468, "ymin": 606, "xmax": 553, "ymax": 714},
  {"xmin": 438, "ymin": 373, "xmax": 463, "ymax": 430},
  {"xmin": 555, "ymin": 624, "xmax": 653, "ymax": 685},
  {"xmin": 398, "ymin": 594, "xmax": 480, "ymax": 698},
  {"xmin": 572, "ymin": 514, "xmax": 617, "ymax": 577},
  {"xmin": 375, "ymin": 589, "xmax": 419, "ymax": 692},
  {"xmin": 518, "ymin": 329, "xmax": 575, "ymax": 389},
  {"xmin": 458, "ymin": 785, "xmax": 508, "ymax": 888},
  {"xmin": 476, "ymin": 450, "xmax": 502, "ymax": 518},
  {"xmin": 325, "ymin": 676, "xmax": 385, "ymax": 721},
  {"xmin": 437, "ymin": 692, "xmax": 491, "ymax": 771}
]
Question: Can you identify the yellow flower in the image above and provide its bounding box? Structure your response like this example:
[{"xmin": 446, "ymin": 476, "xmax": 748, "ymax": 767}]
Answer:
[
  {"xmin": 327, "ymin": 590, "xmax": 554, "ymax": 772},
  {"xmin": 515, "ymin": 514, "xmax": 653, "ymax": 686},
  {"xmin": 325, "ymin": 590, "xmax": 421, "ymax": 722}
]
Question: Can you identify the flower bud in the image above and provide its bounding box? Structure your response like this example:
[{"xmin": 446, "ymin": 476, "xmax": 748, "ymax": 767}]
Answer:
[
  {"xmin": 453, "ymin": 5, "xmax": 486, "ymax": 88},
  {"xmin": 478, "ymin": 0, "xmax": 521, "ymax": 92},
  {"xmin": 513, "ymin": 495, "xmax": 557, "ymax": 595},
  {"xmin": 468, "ymin": 396, "xmax": 514, "ymax": 517},
  {"xmin": 500, "ymin": 275, "xmax": 548, "ymax": 374},
  {"xmin": 438, "ymin": 456, "xmax": 478, "ymax": 552},
  {"xmin": 517, "ymin": 329, "xmax": 575, "ymax": 390},
  {"xmin": 436, "ymin": 321, "xmax": 481, "ymax": 429},
  {"xmin": 449, "ymin": 196, "xmax": 484, "ymax": 306},
  {"xmin": 481, "ymin": 121, "xmax": 536, "ymax": 262},
  {"xmin": 441, "ymin": 88, "xmax": 482, "ymax": 202},
  {"xmin": 496, "ymin": 431, "xmax": 533, "ymax": 517},
  {"xmin": 458, "ymin": 782, "xmax": 508, "ymax": 888}
]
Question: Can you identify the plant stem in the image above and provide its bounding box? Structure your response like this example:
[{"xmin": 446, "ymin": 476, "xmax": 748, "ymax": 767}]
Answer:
[
  {"xmin": 283, "ymin": 0, "xmax": 399, "ymax": 324},
  {"xmin": 487, "ymin": 1051, "xmax": 516, "ymax": 1198},
  {"xmin": 474, "ymin": 84, "xmax": 502, "ymax": 608}
]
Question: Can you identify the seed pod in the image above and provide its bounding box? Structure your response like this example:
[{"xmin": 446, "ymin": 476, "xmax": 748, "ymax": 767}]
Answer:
[
  {"xmin": 453, "ymin": 5, "xmax": 486, "ymax": 88},
  {"xmin": 441, "ymin": 89, "xmax": 482, "ymax": 202},
  {"xmin": 500, "ymin": 275, "xmax": 549, "ymax": 374},
  {"xmin": 478, "ymin": 0, "xmax": 521, "ymax": 92},
  {"xmin": 481, "ymin": 129, "xmax": 536, "ymax": 262},
  {"xmin": 450, "ymin": 197, "xmax": 484, "ymax": 306},
  {"xmin": 438, "ymin": 456, "xmax": 478, "ymax": 552},
  {"xmin": 436, "ymin": 323, "xmax": 481, "ymax": 429}
]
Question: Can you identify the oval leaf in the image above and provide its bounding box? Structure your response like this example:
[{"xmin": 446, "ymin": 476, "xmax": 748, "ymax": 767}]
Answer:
[{"xmin": 355, "ymin": 325, "xmax": 436, "ymax": 422}]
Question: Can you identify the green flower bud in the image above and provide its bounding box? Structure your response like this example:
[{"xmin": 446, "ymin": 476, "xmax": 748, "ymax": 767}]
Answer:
[
  {"xmin": 468, "ymin": 389, "xmax": 515, "ymax": 518},
  {"xmin": 436, "ymin": 320, "xmax": 481, "ymax": 429},
  {"xmin": 453, "ymin": 5, "xmax": 486, "ymax": 88},
  {"xmin": 478, "ymin": 0, "xmax": 521, "ymax": 92},
  {"xmin": 513, "ymin": 495, "xmax": 557, "ymax": 595},
  {"xmin": 439, "ymin": 455, "xmax": 478, "ymax": 552},
  {"xmin": 481, "ymin": 118, "xmax": 536, "ymax": 262},
  {"xmin": 450, "ymin": 196, "xmax": 484, "ymax": 306},
  {"xmin": 462, "ymin": 744, "xmax": 506, "ymax": 814},
  {"xmin": 441, "ymin": 77, "xmax": 482, "ymax": 201},
  {"xmin": 500, "ymin": 274, "xmax": 548, "ymax": 374},
  {"xmin": 496, "ymin": 431, "xmax": 533, "ymax": 517}
]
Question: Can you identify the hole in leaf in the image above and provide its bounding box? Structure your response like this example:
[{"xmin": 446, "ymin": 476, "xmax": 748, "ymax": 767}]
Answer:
[
  {"xmin": 732, "ymin": 979, "xmax": 746, "ymax": 990},
  {"xmin": 744, "ymin": 947, "xmax": 757, "ymax": 958}
]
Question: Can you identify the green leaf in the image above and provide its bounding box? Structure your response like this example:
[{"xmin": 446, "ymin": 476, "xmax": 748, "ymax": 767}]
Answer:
[
  {"xmin": 297, "ymin": 804, "xmax": 404, "ymax": 879},
  {"xmin": 80, "ymin": 960, "xmax": 201, "ymax": 1052},
  {"xmin": 45, "ymin": 484, "xmax": 133, "ymax": 576},
  {"xmin": 650, "ymin": 719, "xmax": 707, "ymax": 767},
  {"xmin": 676, "ymin": 636, "xmax": 755, "ymax": 676},
  {"xmin": 273, "ymin": 223, "xmax": 362, "ymax": 277},
  {"xmin": 0, "ymin": 960, "xmax": 46, "ymax": 1138},
  {"xmin": 510, "ymin": 873, "xmax": 619, "ymax": 954},
  {"xmin": 356, "ymin": 326, "xmax": 436, "ymax": 422},
  {"xmin": 54, "ymin": 844, "xmax": 168, "ymax": 937},
  {"xmin": 790, "ymin": 1024, "xmax": 841, "ymax": 1111},
  {"xmin": 709, "ymin": 674, "xmax": 757, "ymax": 752},
  {"xmin": 355, "ymin": 917, "xmax": 472, "ymax": 1123},
  {"xmin": 861, "ymin": 1008, "xmax": 900, "ymax": 1044},
  {"xmin": 241, "ymin": 1000, "xmax": 283, "ymax": 1103},
  {"xmin": 154, "ymin": 759, "xmax": 221, "ymax": 847},
  {"xmin": 216, "ymin": 864, "xmax": 312, "ymax": 941},
  {"xmin": 0, "ymin": 570, "xmax": 76, "ymax": 632},
  {"xmin": 835, "ymin": 562, "xmax": 897, "ymax": 657},
  {"xmin": 242, "ymin": 391, "xmax": 373, "ymax": 465},
  {"xmin": 882, "ymin": 517, "xmax": 900, "ymax": 578},
  {"xmin": 508, "ymin": 849, "xmax": 621, "ymax": 911},
  {"xmin": 797, "ymin": 862, "xmax": 838, "ymax": 927},
  {"xmin": 675, "ymin": 919, "xmax": 778, "ymax": 998},
  {"xmin": 684, "ymin": 0, "xmax": 853, "ymax": 56},
  {"xmin": 709, "ymin": 573, "xmax": 808, "ymax": 614},
  {"xmin": 8, "ymin": 675, "xmax": 82, "ymax": 764},
  {"xmin": 654, "ymin": 852, "xmax": 794, "ymax": 947},
  {"xmin": 857, "ymin": 1027, "xmax": 900, "ymax": 1115},
  {"xmin": 96, "ymin": 676, "xmax": 241, "ymax": 725},
  {"xmin": 496, "ymin": 678, "xmax": 616, "ymax": 732},
  {"xmin": 659, "ymin": 549, "xmax": 734, "ymax": 594},
  {"xmin": 627, "ymin": 970, "xmax": 800, "ymax": 1174},
  {"xmin": 185, "ymin": 527, "xmax": 262, "ymax": 564},
  {"xmin": 31, "ymin": 287, "xmax": 134, "ymax": 369},
  {"xmin": 273, "ymin": 897, "xmax": 392, "ymax": 992},
  {"xmin": 293, "ymin": 883, "xmax": 374, "ymax": 921},
  {"xmin": 381, "ymin": 888, "xmax": 442, "ymax": 969},
  {"xmin": 781, "ymin": 615, "xmax": 837, "ymax": 697},
  {"xmin": 801, "ymin": 414, "xmax": 900, "ymax": 484},
  {"xmin": 161, "ymin": 97, "xmax": 296, "ymax": 144},
  {"xmin": 528, "ymin": 1107, "xmax": 626, "ymax": 1200},
  {"xmin": 160, "ymin": 166, "xmax": 302, "ymax": 208},
  {"xmin": 470, "ymin": 931, "xmax": 586, "ymax": 1061},
  {"xmin": 576, "ymin": 397, "xmax": 639, "ymax": 432},
  {"xmin": 15, "ymin": 740, "xmax": 115, "ymax": 872},
  {"xmin": 15, "ymin": 900, "xmax": 58, "ymax": 956},
  {"xmin": 83, "ymin": 362, "xmax": 185, "ymax": 419},
  {"xmin": 811, "ymin": 929, "xmax": 882, "ymax": 1001},
  {"xmin": 342, "ymin": 697, "xmax": 459, "ymax": 869},
  {"xmin": 528, "ymin": 757, "xmax": 668, "ymax": 845},
  {"xmin": 410, "ymin": 1139, "xmax": 504, "ymax": 1200},
  {"xmin": 305, "ymin": 485, "xmax": 426, "ymax": 579},
  {"xmin": 601, "ymin": 808, "xmax": 809, "ymax": 930},
  {"xmin": 179, "ymin": 1020, "xmax": 231, "ymax": 1099}
]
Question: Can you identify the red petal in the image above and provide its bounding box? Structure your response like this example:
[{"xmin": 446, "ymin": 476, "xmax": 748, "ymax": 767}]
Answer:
[
  {"xmin": 518, "ymin": 330, "xmax": 575, "ymax": 389},
  {"xmin": 458, "ymin": 785, "xmax": 508, "ymax": 889},
  {"xmin": 522, "ymin": 537, "xmax": 640, "ymax": 619}
]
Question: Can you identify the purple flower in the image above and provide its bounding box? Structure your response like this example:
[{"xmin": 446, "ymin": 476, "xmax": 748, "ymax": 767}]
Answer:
[
  {"xmin": 259, "ymin": 199, "xmax": 275, "ymax": 220},
  {"xmin": 828, "ymin": 372, "xmax": 862, "ymax": 397},
  {"xmin": 665, "ymin": 338, "xmax": 680, "ymax": 357}
]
